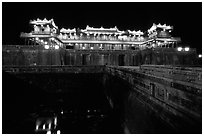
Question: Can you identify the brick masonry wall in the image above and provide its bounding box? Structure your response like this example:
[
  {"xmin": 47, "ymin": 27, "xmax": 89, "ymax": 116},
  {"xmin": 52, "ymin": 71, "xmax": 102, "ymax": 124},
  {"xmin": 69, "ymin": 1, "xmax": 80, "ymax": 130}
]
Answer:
[
  {"xmin": 2, "ymin": 45, "xmax": 200, "ymax": 66},
  {"xmin": 2, "ymin": 64, "xmax": 202, "ymax": 133},
  {"xmin": 105, "ymin": 65, "xmax": 202, "ymax": 133}
]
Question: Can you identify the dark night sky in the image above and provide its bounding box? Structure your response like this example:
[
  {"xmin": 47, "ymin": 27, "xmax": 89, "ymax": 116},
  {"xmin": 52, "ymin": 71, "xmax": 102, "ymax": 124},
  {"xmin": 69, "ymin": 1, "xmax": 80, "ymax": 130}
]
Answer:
[{"xmin": 2, "ymin": 2, "xmax": 202, "ymax": 53}]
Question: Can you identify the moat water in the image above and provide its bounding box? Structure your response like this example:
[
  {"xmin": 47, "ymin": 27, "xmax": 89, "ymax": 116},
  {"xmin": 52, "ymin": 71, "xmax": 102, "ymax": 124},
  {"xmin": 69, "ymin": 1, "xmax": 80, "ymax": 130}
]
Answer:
[
  {"xmin": 3, "ymin": 72, "xmax": 124, "ymax": 134},
  {"xmin": 3, "ymin": 71, "xmax": 191, "ymax": 134}
]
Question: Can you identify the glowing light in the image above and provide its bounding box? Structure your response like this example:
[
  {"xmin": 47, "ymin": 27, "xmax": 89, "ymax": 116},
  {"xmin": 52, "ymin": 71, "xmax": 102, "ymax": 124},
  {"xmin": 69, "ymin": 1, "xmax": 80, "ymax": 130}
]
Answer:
[
  {"xmin": 44, "ymin": 45, "xmax": 50, "ymax": 49},
  {"xmin": 198, "ymin": 54, "xmax": 202, "ymax": 58},
  {"xmin": 82, "ymin": 47, "xmax": 85, "ymax": 50},
  {"xmin": 177, "ymin": 47, "xmax": 182, "ymax": 51},
  {"xmin": 36, "ymin": 125, "xmax": 39, "ymax": 130},
  {"xmin": 43, "ymin": 124, "xmax": 46, "ymax": 129},
  {"xmin": 55, "ymin": 45, "xmax": 59, "ymax": 50},
  {"xmin": 35, "ymin": 37, "xmax": 39, "ymax": 40},
  {"xmin": 87, "ymin": 110, "xmax": 90, "ymax": 113},
  {"xmin": 45, "ymin": 41, "xmax": 48, "ymax": 44},
  {"xmin": 184, "ymin": 47, "xmax": 190, "ymax": 51},
  {"xmin": 90, "ymin": 47, "xmax": 93, "ymax": 50},
  {"xmin": 48, "ymin": 123, "xmax": 51, "ymax": 129},
  {"xmin": 47, "ymin": 130, "xmax": 51, "ymax": 134},
  {"xmin": 40, "ymin": 40, "xmax": 43, "ymax": 43},
  {"xmin": 152, "ymin": 43, "xmax": 156, "ymax": 47},
  {"xmin": 57, "ymin": 130, "xmax": 61, "ymax": 134},
  {"xmin": 61, "ymin": 110, "xmax": 64, "ymax": 114},
  {"xmin": 54, "ymin": 117, "xmax": 57, "ymax": 125}
]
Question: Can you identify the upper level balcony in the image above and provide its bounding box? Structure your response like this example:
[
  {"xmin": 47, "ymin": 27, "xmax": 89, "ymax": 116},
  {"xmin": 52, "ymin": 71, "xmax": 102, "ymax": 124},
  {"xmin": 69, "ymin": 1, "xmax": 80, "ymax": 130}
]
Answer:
[
  {"xmin": 20, "ymin": 32, "xmax": 52, "ymax": 38},
  {"xmin": 57, "ymin": 34, "xmax": 147, "ymax": 42}
]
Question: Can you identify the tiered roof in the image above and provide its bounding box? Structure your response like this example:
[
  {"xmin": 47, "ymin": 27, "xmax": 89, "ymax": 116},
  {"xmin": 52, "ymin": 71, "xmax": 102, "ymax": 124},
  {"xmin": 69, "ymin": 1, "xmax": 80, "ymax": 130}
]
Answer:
[
  {"xmin": 25, "ymin": 18, "xmax": 180, "ymax": 44},
  {"xmin": 60, "ymin": 25, "xmax": 144, "ymax": 36},
  {"xmin": 60, "ymin": 28, "xmax": 76, "ymax": 33},
  {"xmin": 30, "ymin": 18, "xmax": 58, "ymax": 29},
  {"xmin": 128, "ymin": 30, "xmax": 144, "ymax": 36},
  {"xmin": 148, "ymin": 23, "xmax": 173, "ymax": 33},
  {"xmin": 81, "ymin": 25, "xmax": 121, "ymax": 35}
]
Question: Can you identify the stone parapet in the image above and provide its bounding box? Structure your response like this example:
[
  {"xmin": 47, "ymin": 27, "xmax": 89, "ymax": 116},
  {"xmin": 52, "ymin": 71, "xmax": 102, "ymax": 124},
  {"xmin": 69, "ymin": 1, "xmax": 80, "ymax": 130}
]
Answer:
[{"xmin": 105, "ymin": 65, "xmax": 202, "ymax": 133}]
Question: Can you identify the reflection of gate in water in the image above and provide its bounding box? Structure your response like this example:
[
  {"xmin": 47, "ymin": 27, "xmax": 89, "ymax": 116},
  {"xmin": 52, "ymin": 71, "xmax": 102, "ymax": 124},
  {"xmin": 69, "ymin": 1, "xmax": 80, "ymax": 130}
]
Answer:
[
  {"xmin": 118, "ymin": 54, "xmax": 125, "ymax": 66},
  {"xmin": 82, "ymin": 54, "xmax": 87, "ymax": 65},
  {"xmin": 82, "ymin": 54, "xmax": 91, "ymax": 65},
  {"xmin": 64, "ymin": 53, "xmax": 76, "ymax": 65}
]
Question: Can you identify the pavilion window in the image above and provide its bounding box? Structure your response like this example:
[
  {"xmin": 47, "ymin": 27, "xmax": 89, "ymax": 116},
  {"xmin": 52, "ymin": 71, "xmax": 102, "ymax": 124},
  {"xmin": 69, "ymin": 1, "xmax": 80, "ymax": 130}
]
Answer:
[{"xmin": 34, "ymin": 25, "xmax": 40, "ymax": 33}]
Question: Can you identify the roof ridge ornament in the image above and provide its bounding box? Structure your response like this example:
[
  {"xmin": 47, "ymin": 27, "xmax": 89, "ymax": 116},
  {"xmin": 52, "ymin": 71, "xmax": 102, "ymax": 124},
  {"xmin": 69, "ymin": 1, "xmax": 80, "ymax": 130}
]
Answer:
[
  {"xmin": 60, "ymin": 28, "xmax": 76, "ymax": 33},
  {"xmin": 128, "ymin": 30, "xmax": 144, "ymax": 35},
  {"xmin": 43, "ymin": 18, "xmax": 47, "ymax": 21},
  {"xmin": 148, "ymin": 23, "xmax": 173, "ymax": 33}
]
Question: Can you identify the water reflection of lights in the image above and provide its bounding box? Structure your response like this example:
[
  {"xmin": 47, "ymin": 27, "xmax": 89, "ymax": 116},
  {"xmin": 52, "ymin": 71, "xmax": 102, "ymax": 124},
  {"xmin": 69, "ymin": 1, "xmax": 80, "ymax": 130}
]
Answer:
[
  {"xmin": 57, "ymin": 130, "xmax": 61, "ymax": 134},
  {"xmin": 46, "ymin": 130, "xmax": 51, "ymax": 134},
  {"xmin": 36, "ymin": 125, "xmax": 39, "ymax": 130},
  {"xmin": 61, "ymin": 110, "xmax": 64, "ymax": 114},
  {"xmin": 46, "ymin": 130, "xmax": 60, "ymax": 134},
  {"xmin": 35, "ymin": 116, "xmax": 58, "ymax": 134},
  {"xmin": 48, "ymin": 123, "xmax": 51, "ymax": 129},
  {"xmin": 54, "ymin": 117, "xmax": 57, "ymax": 125}
]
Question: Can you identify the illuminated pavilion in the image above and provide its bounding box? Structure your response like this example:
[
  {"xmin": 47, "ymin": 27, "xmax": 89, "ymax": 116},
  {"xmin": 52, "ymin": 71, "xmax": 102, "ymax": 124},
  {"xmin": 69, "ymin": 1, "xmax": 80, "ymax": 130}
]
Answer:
[
  {"xmin": 2, "ymin": 18, "xmax": 196, "ymax": 66},
  {"xmin": 20, "ymin": 18, "xmax": 181, "ymax": 50}
]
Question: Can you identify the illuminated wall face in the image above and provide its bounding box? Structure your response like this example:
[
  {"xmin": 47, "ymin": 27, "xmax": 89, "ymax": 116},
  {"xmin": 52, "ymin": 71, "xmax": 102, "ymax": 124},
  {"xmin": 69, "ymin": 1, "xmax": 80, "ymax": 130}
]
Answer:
[{"xmin": 157, "ymin": 31, "xmax": 171, "ymax": 38}]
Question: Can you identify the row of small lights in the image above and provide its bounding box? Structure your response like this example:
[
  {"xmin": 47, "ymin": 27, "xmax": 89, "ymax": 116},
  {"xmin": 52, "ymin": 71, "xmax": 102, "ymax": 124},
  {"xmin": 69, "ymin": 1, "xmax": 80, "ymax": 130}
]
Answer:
[
  {"xmin": 44, "ymin": 44, "xmax": 59, "ymax": 50},
  {"xmin": 177, "ymin": 47, "xmax": 190, "ymax": 52},
  {"xmin": 177, "ymin": 47, "xmax": 202, "ymax": 58},
  {"xmin": 46, "ymin": 130, "xmax": 61, "ymax": 134},
  {"xmin": 38, "ymin": 38, "xmax": 201, "ymax": 58},
  {"xmin": 35, "ymin": 37, "xmax": 60, "ymax": 50}
]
